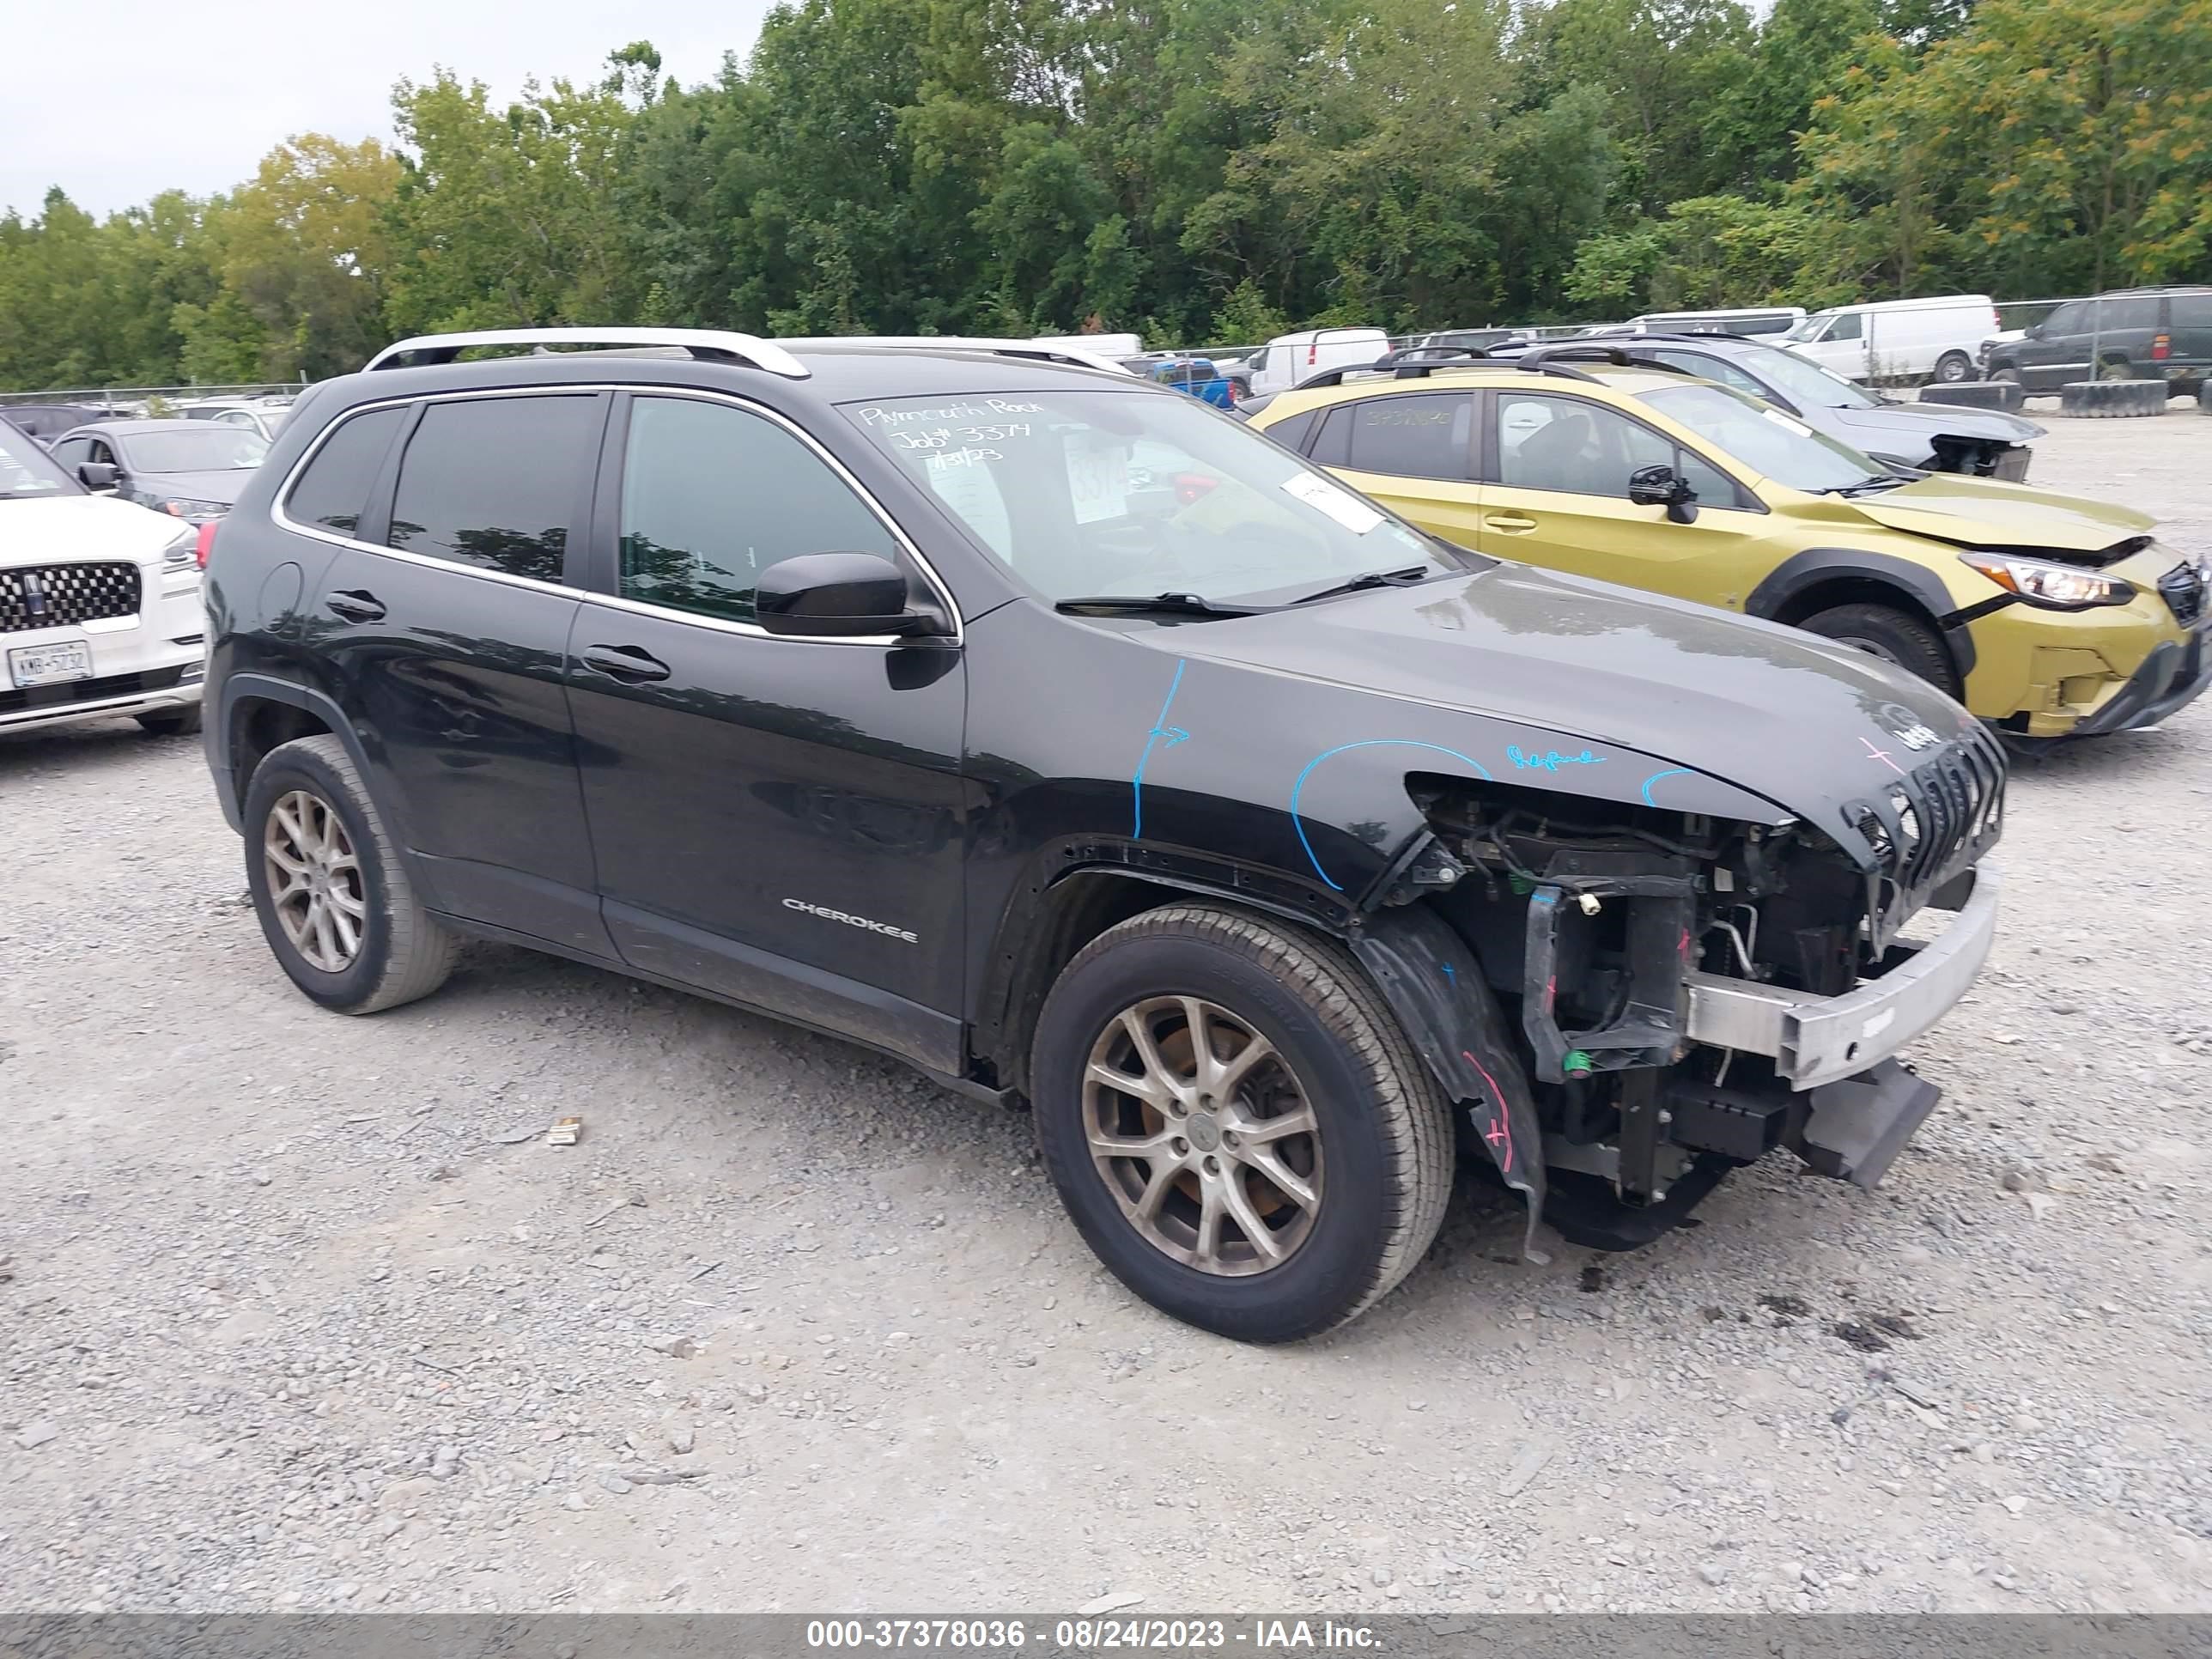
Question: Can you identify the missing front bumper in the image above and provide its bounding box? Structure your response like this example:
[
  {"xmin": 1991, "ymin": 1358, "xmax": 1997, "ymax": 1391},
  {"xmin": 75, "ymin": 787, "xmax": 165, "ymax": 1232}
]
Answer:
[{"xmin": 1683, "ymin": 863, "xmax": 2000, "ymax": 1089}]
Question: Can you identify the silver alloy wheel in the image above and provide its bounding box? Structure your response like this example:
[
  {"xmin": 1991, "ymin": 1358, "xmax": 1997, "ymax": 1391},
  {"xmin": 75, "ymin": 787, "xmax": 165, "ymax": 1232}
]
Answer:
[
  {"xmin": 1082, "ymin": 995, "xmax": 1323, "ymax": 1276},
  {"xmin": 264, "ymin": 788, "xmax": 367, "ymax": 972}
]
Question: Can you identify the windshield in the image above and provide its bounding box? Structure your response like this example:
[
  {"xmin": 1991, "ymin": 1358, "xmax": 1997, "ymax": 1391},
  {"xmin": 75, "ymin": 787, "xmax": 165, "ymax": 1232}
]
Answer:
[
  {"xmin": 0, "ymin": 424, "xmax": 82, "ymax": 498},
  {"xmin": 123, "ymin": 428, "xmax": 269, "ymax": 472},
  {"xmin": 1638, "ymin": 383, "xmax": 1890, "ymax": 493},
  {"xmin": 1740, "ymin": 342, "xmax": 1880, "ymax": 409},
  {"xmin": 1781, "ymin": 313, "xmax": 1826, "ymax": 343},
  {"xmin": 843, "ymin": 389, "xmax": 1464, "ymax": 605}
]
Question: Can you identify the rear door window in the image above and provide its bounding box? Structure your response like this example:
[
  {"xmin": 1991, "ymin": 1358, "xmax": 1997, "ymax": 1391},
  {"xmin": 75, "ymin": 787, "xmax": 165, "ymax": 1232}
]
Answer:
[
  {"xmin": 1320, "ymin": 392, "xmax": 1476, "ymax": 482},
  {"xmin": 285, "ymin": 405, "xmax": 405, "ymax": 538},
  {"xmin": 385, "ymin": 395, "xmax": 600, "ymax": 585}
]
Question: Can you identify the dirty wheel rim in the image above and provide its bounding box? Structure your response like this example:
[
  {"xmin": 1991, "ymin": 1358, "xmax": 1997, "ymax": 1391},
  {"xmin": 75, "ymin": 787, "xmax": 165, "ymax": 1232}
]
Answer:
[
  {"xmin": 1082, "ymin": 995, "xmax": 1322, "ymax": 1276},
  {"xmin": 1936, "ymin": 356, "xmax": 1969, "ymax": 382},
  {"xmin": 264, "ymin": 788, "xmax": 365, "ymax": 972},
  {"xmin": 1831, "ymin": 635, "xmax": 1903, "ymax": 666}
]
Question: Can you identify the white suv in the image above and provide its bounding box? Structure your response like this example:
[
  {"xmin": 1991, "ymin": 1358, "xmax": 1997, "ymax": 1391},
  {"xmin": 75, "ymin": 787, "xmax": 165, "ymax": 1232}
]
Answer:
[{"xmin": 2, "ymin": 421, "xmax": 207, "ymax": 738}]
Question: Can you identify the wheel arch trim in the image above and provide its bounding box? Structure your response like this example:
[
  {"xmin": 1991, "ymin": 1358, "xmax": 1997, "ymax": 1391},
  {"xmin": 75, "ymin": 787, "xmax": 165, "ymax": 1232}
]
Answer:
[
  {"xmin": 980, "ymin": 849, "xmax": 1545, "ymax": 1249},
  {"xmin": 213, "ymin": 674, "xmax": 398, "ymax": 842},
  {"xmin": 1745, "ymin": 547, "xmax": 1978, "ymax": 678}
]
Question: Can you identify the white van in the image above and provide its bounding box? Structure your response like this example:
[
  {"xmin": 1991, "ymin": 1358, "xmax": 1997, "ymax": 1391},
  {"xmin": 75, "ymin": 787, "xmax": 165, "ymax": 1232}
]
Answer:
[
  {"xmin": 1601, "ymin": 307, "xmax": 1807, "ymax": 338},
  {"xmin": 1249, "ymin": 325, "xmax": 1390, "ymax": 397},
  {"xmin": 1782, "ymin": 295, "xmax": 2002, "ymax": 385},
  {"xmin": 1029, "ymin": 331, "xmax": 1143, "ymax": 360}
]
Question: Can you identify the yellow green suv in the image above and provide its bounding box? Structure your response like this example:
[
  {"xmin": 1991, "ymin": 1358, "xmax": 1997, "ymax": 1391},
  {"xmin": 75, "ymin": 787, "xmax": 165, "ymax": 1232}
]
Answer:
[{"xmin": 1245, "ymin": 347, "xmax": 2211, "ymax": 739}]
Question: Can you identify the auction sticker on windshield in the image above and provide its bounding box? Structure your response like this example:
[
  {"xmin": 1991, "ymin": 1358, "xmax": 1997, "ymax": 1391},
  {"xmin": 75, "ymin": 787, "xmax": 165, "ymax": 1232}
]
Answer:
[
  {"xmin": 9, "ymin": 640, "xmax": 94, "ymax": 688},
  {"xmin": 1067, "ymin": 433, "xmax": 1131, "ymax": 524},
  {"xmin": 1280, "ymin": 470, "xmax": 1384, "ymax": 534}
]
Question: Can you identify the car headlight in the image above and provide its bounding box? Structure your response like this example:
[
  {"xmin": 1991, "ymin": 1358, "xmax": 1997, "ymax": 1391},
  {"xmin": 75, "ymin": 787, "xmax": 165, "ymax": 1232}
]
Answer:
[
  {"xmin": 1960, "ymin": 550, "xmax": 2136, "ymax": 611},
  {"xmin": 161, "ymin": 497, "xmax": 231, "ymax": 523}
]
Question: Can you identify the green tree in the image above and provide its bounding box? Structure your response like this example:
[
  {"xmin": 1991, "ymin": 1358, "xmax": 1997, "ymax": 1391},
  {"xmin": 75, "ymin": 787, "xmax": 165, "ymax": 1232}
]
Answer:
[
  {"xmin": 385, "ymin": 51, "xmax": 653, "ymax": 334},
  {"xmin": 218, "ymin": 134, "xmax": 400, "ymax": 377},
  {"xmin": 1797, "ymin": 0, "xmax": 2212, "ymax": 295}
]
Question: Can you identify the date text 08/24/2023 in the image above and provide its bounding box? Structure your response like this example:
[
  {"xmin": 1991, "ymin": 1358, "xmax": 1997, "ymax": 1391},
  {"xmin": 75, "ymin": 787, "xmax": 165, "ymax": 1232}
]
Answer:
[{"xmin": 805, "ymin": 1619, "xmax": 1384, "ymax": 1650}]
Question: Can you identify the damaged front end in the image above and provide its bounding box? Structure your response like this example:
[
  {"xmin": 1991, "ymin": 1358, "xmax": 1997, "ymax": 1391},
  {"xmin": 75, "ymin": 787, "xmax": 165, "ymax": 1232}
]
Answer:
[{"xmin": 1352, "ymin": 726, "xmax": 2006, "ymax": 1252}]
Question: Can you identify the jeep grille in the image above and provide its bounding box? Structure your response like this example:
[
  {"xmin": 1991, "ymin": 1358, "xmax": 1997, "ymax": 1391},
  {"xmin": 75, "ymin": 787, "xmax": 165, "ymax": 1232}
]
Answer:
[{"xmin": 1845, "ymin": 724, "xmax": 2006, "ymax": 948}]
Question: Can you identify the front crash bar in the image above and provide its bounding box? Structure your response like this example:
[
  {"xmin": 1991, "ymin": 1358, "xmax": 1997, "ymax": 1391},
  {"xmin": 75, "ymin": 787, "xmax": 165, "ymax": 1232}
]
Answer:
[{"xmin": 1685, "ymin": 863, "xmax": 2001, "ymax": 1090}]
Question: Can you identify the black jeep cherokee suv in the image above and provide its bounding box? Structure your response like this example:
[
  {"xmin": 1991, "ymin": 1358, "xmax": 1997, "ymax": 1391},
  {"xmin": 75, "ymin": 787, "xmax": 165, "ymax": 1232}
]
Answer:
[{"xmin": 202, "ymin": 329, "xmax": 2005, "ymax": 1342}]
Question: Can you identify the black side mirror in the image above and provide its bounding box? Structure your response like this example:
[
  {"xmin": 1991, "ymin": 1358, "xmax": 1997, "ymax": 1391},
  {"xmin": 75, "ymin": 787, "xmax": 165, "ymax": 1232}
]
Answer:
[
  {"xmin": 756, "ymin": 551, "xmax": 933, "ymax": 640},
  {"xmin": 77, "ymin": 461, "xmax": 119, "ymax": 490},
  {"xmin": 1628, "ymin": 464, "xmax": 1699, "ymax": 523}
]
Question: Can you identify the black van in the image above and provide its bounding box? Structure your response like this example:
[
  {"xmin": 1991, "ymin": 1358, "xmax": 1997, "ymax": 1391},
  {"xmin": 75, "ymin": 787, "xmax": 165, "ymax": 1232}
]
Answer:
[{"xmin": 1986, "ymin": 286, "xmax": 2212, "ymax": 394}]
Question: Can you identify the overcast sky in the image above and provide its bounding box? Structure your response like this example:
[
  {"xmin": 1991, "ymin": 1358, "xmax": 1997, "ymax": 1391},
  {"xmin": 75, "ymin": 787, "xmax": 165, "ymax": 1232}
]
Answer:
[{"xmin": 3, "ymin": 0, "xmax": 781, "ymax": 220}]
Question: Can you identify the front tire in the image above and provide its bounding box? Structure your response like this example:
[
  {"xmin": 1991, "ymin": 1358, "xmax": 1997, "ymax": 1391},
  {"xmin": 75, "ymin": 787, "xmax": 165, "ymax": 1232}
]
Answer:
[
  {"xmin": 242, "ymin": 734, "xmax": 457, "ymax": 1014},
  {"xmin": 1031, "ymin": 904, "xmax": 1453, "ymax": 1342},
  {"xmin": 1932, "ymin": 351, "xmax": 1972, "ymax": 385},
  {"xmin": 1800, "ymin": 602, "xmax": 1960, "ymax": 698}
]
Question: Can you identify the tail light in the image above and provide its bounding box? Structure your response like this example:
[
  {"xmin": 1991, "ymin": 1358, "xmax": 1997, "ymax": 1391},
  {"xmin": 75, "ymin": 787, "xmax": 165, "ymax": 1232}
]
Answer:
[
  {"xmin": 2152, "ymin": 331, "xmax": 2171, "ymax": 361},
  {"xmin": 1307, "ymin": 342, "xmax": 1318, "ymax": 366},
  {"xmin": 194, "ymin": 520, "xmax": 218, "ymax": 569},
  {"xmin": 1172, "ymin": 472, "xmax": 1219, "ymax": 505}
]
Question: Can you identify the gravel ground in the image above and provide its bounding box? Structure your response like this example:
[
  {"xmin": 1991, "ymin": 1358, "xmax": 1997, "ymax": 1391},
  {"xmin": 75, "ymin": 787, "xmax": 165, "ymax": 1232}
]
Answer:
[{"xmin": 3, "ymin": 405, "xmax": 2210, "ymax": 1617}]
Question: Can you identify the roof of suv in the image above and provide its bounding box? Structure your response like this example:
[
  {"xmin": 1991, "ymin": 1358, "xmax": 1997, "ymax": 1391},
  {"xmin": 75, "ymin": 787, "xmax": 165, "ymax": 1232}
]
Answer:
[
  {"xmin": 342, "ymin": 335, "xmax": 1146, "ymax": 411},
  {"xmin": 1271, "ymin": 356, "xmax": 1699, "ymax": 404}
]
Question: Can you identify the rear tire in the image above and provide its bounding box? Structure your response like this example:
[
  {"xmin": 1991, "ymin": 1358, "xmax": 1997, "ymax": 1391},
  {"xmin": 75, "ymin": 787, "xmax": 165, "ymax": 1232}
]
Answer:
[
  {"xmin": 1031, "ymin": 904, "xmax": 1453, "ymax": 1342},
  {"xmin": 2098, "ymin": 357, "xmax": 2133, "ymax": 381},
  {"xmin": 136, "ymin": 706, "xmax": 203, "ymax": 737},
  {"xmin": 1800, "ymin": 603, "xmax": 1959, "ymax": 697},
  {"xmin": 1932, "ymin": 351, "xmax": 1972, "ymax": 385},
  {"xmin": 243, "ymin": 734, "xmax": 457, "ymax": 1015}
]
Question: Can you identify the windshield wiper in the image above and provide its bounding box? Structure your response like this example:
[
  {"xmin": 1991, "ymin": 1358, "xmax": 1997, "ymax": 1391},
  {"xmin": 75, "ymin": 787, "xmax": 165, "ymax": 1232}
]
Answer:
[
  {"xmin": 1054, "ymin": 592, "xmax": 1266, "ymax": 619},
  {"xmin": 1290, "ymin": 564, "xmax": 1435, "ymax": 605}
]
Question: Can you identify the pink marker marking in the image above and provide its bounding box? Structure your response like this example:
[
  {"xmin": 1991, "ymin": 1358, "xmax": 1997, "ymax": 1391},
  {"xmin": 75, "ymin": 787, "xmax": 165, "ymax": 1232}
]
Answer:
[
  {"xmin": 1461, "ymin": 1049, "xmax": 1516, "ymax": 1176},
  {"xmin": 1860, "ymin": 736, "xmax": 1905, "ymax": 775}
]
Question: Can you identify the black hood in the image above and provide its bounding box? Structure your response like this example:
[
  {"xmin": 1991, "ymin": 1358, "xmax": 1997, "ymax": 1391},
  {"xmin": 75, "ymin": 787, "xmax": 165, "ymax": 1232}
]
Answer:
[
  {"xmin": 1170, "ymin": 560, "xmax": 1992, "ymax": 870},
  {"xmin": 1822, "ymin": 401, "xmax": 2044, "ymax": 449}
]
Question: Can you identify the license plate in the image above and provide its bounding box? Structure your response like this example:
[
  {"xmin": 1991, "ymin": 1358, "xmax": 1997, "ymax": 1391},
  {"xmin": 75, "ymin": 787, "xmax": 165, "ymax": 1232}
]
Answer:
[{"xmin": 7, "ymin": 640, "xmax": 94, "ymax": 688}]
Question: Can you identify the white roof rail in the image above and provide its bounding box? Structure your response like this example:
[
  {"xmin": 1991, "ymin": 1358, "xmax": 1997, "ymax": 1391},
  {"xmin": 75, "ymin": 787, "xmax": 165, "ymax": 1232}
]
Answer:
[
  {"xmin": 773, "ymin": 335, "xmax": 1134, "ymax": 376},
  {"xmin": 364, "ymin": 328, "xmax": 811, "ymax": 380}
]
